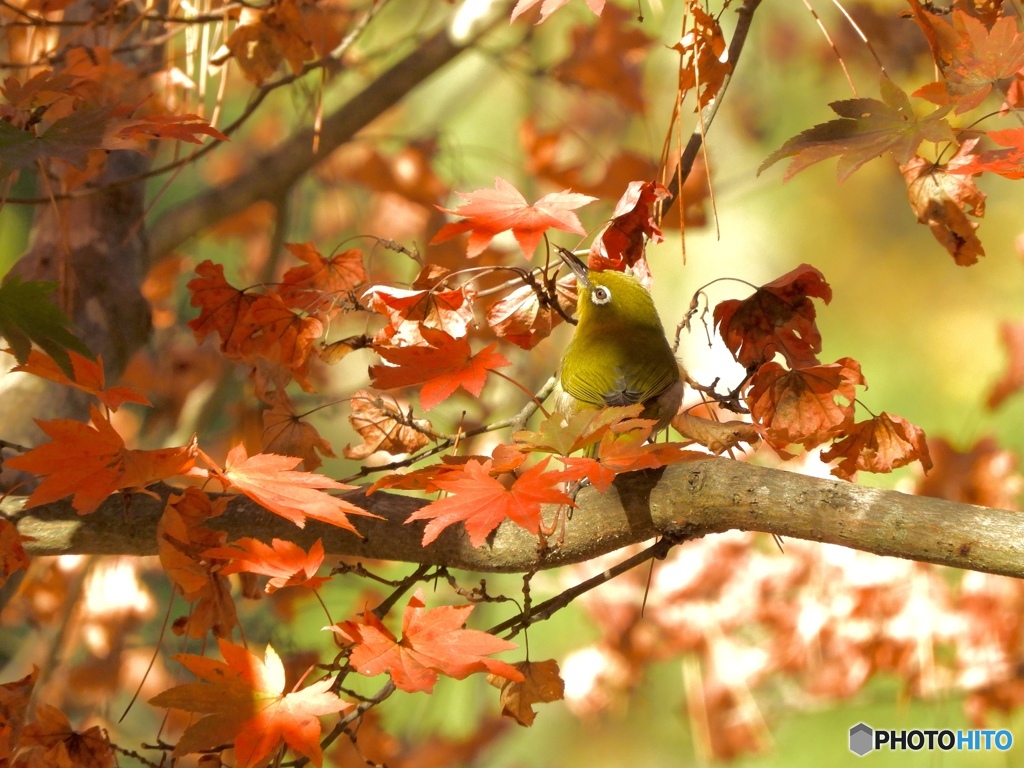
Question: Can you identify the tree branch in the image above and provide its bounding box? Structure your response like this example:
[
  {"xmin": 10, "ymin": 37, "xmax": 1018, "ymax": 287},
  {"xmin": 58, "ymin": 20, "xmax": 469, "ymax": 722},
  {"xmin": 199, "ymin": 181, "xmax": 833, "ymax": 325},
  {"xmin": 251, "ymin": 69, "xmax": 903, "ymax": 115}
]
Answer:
[
  {"xmin": 148, "ymin": 11, "xmax": 504, "ymax": 261},
  {"xmin": 3, "ymin": 459, "xmax": 1021, "ymax": 578}
]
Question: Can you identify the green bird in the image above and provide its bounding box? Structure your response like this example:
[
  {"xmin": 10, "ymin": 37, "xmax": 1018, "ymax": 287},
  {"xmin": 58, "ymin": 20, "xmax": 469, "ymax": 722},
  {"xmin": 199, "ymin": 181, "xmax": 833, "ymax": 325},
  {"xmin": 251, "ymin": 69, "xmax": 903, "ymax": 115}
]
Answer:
[{"xmin": 554, "ymin": 249, "xmax": 684, "ymax": 434}]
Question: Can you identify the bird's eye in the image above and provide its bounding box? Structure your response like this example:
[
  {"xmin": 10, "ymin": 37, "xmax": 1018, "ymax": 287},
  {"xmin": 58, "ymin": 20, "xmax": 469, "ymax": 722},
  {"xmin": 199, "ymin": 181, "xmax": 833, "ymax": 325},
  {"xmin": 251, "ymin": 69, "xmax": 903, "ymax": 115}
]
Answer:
[{"xmin": 591, "ymin": 286, "xmax": 612, "ymax": 305}]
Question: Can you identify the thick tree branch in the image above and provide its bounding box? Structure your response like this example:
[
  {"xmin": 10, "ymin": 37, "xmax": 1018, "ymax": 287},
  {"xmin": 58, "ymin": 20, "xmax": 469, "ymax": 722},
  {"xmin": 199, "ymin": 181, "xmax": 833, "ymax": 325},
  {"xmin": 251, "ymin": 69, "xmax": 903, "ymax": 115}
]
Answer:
[
  {"xmin": 3, "ymin": 459, "xmax": 1021, "ymax": 578},
  {"xmin": 148, "ymin": 11, "xmax": 503, "ymax": 260}
]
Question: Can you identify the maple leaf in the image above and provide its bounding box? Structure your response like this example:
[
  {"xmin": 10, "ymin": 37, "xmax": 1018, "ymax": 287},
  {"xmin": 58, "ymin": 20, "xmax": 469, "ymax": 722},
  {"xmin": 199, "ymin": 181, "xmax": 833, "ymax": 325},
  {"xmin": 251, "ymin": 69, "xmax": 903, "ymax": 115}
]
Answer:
[
  {"xmin": 344, "ymin": 390, "xmax": 432, "ymax": 460},
  {"xmin": 158, "ymin": 489, "xmax": 237, "ymax": 639},
  {"xmin": 674, "ymin": 0, "xmax": 732, "ymax": 110},
  {"xmin": 151, "ymin": 639, "xmax": 350, "ymax": 768},
  {"xmin": 0, "ymin": 276, "xmax": 93, "ymax": 377},
  {"xmin": 329, "ymin": 590, "xmax": 524, "ymax": 693},
  {"xmin": 488, "ymin": 659, "xmax": 565, "ymax": 727},
  {"xmin": 902, "ymin": 139, "xmax": 987, "ymax": 265},
  {"xmin": 485, "ymin": 274, "xmax": 576, "ymax": 350},
  {"xmin": 5, "ymin": 406, "xmax": 197, "ymax": 514},
  {"xmin": 588, "ymin": 181, "xmax": 671, "ymax": 271},
  {"xmin": 510, "ymin": 0, "xmax": 604, "ymax": 24},
  {"xmin": 187, "ymin": 260, "xmax": 323, "ymax": 390},
  {"xmin": 513, "ymin": 404, "xmax": 646, "ymax": 457},
  {"xmin": 758, "ymin": 77, "xmax": 955, "ymax": 182},
  {"xmin": 713, "ymin": 264, "xmax": 833, "ymax": 368},
  {"xmin": 987, "ymin": 320, "xmax": 1024, "ymax": 410},
  {"xmin": 821, "ymin": 412, "xmax": 932, "ymax": 481},
  {"xmin": 107, "ymin": 113, "xmax": 228, "ymax": 149},
  {"xmin": 909, "ymin": 6, "xmax": 1024, "ymax": 114},
  {"xmin": 0, "ymin": 518, "xmax": 30, "ymax": 588},
  {"xmin": 278, "ymin": 243, "xmax": 367, "ymax": 313},
  {"xmin": 430, "ymin": 177, "xmax": 596, "ymax": 259},
  {"xmin": 949, "ymin": 128, "xmax": 1024, "ymax": 180},
  {"xmin": 406, "ymin": 457, "xmax": 573, "ymax": 546},
  {"xmin": 363, "ymin": 268, "xmax": 477, "ymax": 346},
  {"xmin": 205, "ymin": 538, "xmax": 329, "ymax": 593},
  {"xmin": 746, "ymin": 358, "xmax": 865, "ymax": 451},
  {"xmin": 369, "ymin": 327, "xmax": 511, "ymax": 411},
  {"xmin": 916, "ymin": 436, "xmax": 1021, "ymax": 510},
  {"xmin": 17, "ymin": 703, "xmax": 115, "ymax": 768},
  {"xmin": 10, "ymin": 348, "xmax": 151, "ymax": 411},
  {"xmin": 671, "ymin": 412, "xmax": 761, "ymax": 454},
  {"xmin": 553, "ymin": 4, "xmax": 651, "ymax": 113},
  {"xmin": 591, "ymin": 421, "xmax": 703, "ymax": 480},
  {"xmin": 202, "ymin": 444, "xmax": 377, "ymax": 533},
  {"xmin": 261, "ymin": 395, "xmax": 336, "ymax": 472}
]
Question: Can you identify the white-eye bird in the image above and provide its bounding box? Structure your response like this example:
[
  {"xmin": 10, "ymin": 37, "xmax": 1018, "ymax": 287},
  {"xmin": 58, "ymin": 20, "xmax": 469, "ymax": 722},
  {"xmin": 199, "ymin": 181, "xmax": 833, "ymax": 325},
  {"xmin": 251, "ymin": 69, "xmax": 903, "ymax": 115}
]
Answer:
[{"xmin": 553, "ymin": 249, "xmax": 684, "ymax": 433}]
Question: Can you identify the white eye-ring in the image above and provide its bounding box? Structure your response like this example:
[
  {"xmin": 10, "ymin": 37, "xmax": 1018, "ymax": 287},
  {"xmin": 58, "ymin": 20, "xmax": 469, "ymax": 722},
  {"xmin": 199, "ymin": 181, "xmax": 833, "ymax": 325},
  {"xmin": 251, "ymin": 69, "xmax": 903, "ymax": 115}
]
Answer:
[{"xmin": 591, "ymin": 286, "xmax": 612, "ymax": 305}]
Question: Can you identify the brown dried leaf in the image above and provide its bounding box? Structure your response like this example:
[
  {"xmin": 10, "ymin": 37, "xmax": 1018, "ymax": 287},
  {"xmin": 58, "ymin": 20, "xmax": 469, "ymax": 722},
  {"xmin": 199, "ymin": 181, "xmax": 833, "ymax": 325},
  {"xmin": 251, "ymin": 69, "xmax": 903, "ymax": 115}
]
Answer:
[
  {"xmin": 902, "ymin": 139, "xmax": 986, "ymax": 265},
  {"xmin": 344, "ymin": 390, "xmax": 432, "ymax": 460},
  {"xmin": 671, "ymin": 413, "xmax": 760, "ymax": 454},
  {"xmin": 488, "ymin": 659, "xmax": 565, "ymax": 727}
]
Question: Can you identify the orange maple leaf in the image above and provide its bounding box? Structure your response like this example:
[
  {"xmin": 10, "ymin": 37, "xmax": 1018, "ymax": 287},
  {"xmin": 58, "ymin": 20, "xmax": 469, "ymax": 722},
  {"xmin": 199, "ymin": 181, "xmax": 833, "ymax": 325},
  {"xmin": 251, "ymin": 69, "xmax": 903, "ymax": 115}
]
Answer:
[
  {"xmin": 909, "ymin": 5, "xmax": 1024, "ymax": 114},
  {"xmin": 187, "ymin": 260, "xmax": 323, "ymax": 390},
  {"xmin": 110, "ymin": 112, "xmax": 228, "ymax": 148},
  {"xmin": 150, "ymin": 639, "xmax": 351, "ymax": 768},
  {"xmin": 713, "ymin": 264, "xmax": 833, "ymax": 369},
  {"xmin": 430, "ymin": 177, "xmax": 596, "ymax": 259},
  {"xmin": 486, "ymin": 273, "xmax": 576, "ymax": 350},
  {"xmin": 746, "ymin": 358, "xmax": 865, "ymax": 452},
  {"xmin": 18, "ymin": 703, "xmax": 114, "ymax": 768},
  {"xmin": 205, "ymin": 537, "xmax": 329, "ymax": 593},
  {"xmin": 5, "ymin": 405, "xmax": 197, "ymax": 514},
  {"xmin": 9, "ymin": 348, "xmax": 151, "ymax": 411},
  {"xmin": 158, "ymin": 489, "xmax": 237, "ymax": 639},
  {"xmin": 405, "ymin": 457, "xmax": 573, "ymax": 546},
  {"xmin": 279, "ymin": 242, "xmax": 367, "ymax": 313},
  {"xmin": 821, "ymin": 412, "xmax": 932, "ymax": 481},
  {"xmin": 0, "ymin": 518, "xmax": 30, "ymax": 588},
  {"xmin": 369, "ymin": 327, "xmax": 511, "ymax": 411},
  {"xmin": 261, "ymin": 394, "xmax": 336, "ymax": 472},
  {"xmin": 202, "ymin": 444, "xmax": 377, "ymax": 534},
  {"xmin": 328, "ymin": 590, "xmax": 524, "ymax": 693}
]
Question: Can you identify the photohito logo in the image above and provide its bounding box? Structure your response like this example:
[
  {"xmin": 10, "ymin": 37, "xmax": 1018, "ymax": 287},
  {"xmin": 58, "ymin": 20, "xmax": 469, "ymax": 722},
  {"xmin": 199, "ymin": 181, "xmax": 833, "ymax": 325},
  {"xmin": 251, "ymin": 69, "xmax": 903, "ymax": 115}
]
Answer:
[{"xmin": 848, "ymin": 723, "xmax": 1013, "ymax": 757}]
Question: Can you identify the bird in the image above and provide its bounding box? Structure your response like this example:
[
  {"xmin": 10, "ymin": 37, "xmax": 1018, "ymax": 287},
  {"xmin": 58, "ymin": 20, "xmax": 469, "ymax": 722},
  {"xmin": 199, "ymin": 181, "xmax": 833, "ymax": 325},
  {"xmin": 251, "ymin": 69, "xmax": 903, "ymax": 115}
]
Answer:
[{"xmin": 553, "ymin": 249, "xmax": 684, "ymax": 435}]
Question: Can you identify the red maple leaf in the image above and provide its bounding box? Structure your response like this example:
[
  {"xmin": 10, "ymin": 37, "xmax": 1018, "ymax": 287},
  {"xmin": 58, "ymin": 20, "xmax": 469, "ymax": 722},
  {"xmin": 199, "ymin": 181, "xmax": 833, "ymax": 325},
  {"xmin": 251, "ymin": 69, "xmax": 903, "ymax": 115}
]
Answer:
[
  {"xmin": 201, "ymin": 444, "xmax": 378, "ymax": 533},
  {"xmin": 6, "ymin": 405, "xmax": 197, "ymax": 514},
  {"xmin": 949, "ymin": 128, "xmax": 1024, "ymax": 180},
  {"xmin": 150, "ymin": 639, "xmax": 351, "ymax": 768},
  {"xmin": 430, "ymin": 177, "xmax": 596, "ymax": 259},
  {"xmin": 759, "ymin": 77, "xmax": 955, "ymax": 182},
  {"xmin": 713, "ymin": 264, "xmax": 833, "ymax": 368},
  {"xmin": 329, "ymin": 590, "xmax": 524, "ymax": 693},
  {"xmin": 821, "ymin": 412, "xmax": 932, "ymax": 480},
  {"xmin": 588, "ymin": 180, "xmax": 671, "ymax": 271},
  {"xmin": 405, "ymin": 457, "xmax": 573, "ymax": 546},
  {"xmin": 9, "ymin": 347, "xmax": 151, "ymax": 411},
  {"xmin": 369, "ymin": 327, "xmax": 511, "ymax": 410},
  {"xmin": 363, "ymin": 277, "xmax": 476, "ymax": 346},
  {"xmin": 205, "ymin": 537, "xmax": 329, "ymax": 593},
  {"xmin": 746, "ymin": 358, "xmax": 865, "ymax": 451}
]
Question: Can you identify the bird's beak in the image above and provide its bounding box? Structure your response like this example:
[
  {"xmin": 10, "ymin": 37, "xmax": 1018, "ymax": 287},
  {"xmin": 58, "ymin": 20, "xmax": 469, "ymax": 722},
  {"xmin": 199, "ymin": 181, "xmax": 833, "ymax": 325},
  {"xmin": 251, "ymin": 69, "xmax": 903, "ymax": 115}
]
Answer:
[{"xmin": 558, "ymin": 248, "xmax": 590, "ymax": 289}]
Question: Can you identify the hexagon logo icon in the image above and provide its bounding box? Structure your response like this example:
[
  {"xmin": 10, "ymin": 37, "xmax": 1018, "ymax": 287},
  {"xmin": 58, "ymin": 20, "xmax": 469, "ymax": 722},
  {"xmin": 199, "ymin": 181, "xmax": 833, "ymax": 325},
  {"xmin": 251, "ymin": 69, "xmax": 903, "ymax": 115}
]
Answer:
[{"xmin": 849, "ymin": 722, "xmax": 874, "ymax": 756}]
